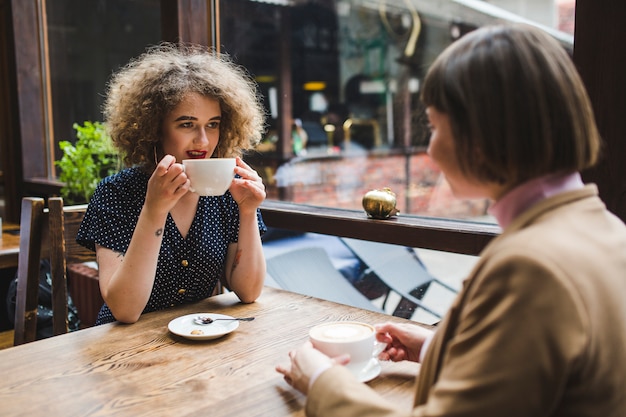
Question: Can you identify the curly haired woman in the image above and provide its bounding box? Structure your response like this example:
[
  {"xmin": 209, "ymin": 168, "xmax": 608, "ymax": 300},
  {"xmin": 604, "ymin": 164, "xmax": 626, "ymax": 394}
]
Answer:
[{"xmin": 77, "ymin": 43, "xmax": 267, "ymax": 324}]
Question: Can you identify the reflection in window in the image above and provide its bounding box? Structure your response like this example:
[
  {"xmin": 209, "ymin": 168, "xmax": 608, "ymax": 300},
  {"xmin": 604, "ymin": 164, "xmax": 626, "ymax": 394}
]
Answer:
[
  {"xmin": 45, "ymin": 0, "xmax": 160, "ymax": 173},
  {"xmin": 221, "ymin": 0, "xmax": 574, "ymax": 222},
  {"xmin": 262, "ymin": 228, "xmax": 478, "ymax": 323}
]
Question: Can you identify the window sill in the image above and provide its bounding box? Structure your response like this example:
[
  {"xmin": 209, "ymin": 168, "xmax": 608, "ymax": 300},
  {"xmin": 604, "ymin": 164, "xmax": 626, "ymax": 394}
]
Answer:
[{"xmin": 260, "ymin": 200, "xmax": 500, "ymax": 256}]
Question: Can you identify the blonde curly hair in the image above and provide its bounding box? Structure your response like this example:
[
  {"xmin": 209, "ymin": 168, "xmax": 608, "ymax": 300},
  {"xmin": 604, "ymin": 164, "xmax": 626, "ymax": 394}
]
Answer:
[{"xmin": 103, "ymin": 43, "xmax": 266, "ymax": 171}]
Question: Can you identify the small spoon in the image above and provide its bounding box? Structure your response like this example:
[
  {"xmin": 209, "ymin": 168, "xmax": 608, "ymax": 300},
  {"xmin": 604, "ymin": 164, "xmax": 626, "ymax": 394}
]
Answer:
[{"xmin": 193, "ymin": 316, "xmax": 255, "ymax": 325}]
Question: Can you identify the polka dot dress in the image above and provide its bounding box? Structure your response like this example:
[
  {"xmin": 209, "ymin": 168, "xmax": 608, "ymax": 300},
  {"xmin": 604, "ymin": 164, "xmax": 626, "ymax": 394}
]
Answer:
[{"xmin": 76, "ymin": 167, "xmax": 267, "ymax": 325}]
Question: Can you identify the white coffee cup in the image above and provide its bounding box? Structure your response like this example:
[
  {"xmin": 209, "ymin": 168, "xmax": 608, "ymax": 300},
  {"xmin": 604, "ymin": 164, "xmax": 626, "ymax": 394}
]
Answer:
[
  {"xmin": 309, "ymin": 321, "xmax": 384, "ymax": 377},
  {"xmin": 182, "ymin": 158, "xmax": 236, "ymax": 196}
]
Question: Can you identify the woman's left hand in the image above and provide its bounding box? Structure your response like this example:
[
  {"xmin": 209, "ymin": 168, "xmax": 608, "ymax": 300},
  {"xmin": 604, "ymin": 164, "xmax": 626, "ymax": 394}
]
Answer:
[
  {"xmin": 230, "ymin": 157, "xmax": 266, "ymax": 213},
  {"xmin": 276, "ymin": 342, "xmax": 350, "ymax": 395}
]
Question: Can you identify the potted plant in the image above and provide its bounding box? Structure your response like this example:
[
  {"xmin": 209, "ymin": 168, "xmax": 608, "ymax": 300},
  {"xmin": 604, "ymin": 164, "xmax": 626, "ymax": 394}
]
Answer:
[{"xmin": 55, "ymin": 121, "xmax": 120, "ymax": 204}]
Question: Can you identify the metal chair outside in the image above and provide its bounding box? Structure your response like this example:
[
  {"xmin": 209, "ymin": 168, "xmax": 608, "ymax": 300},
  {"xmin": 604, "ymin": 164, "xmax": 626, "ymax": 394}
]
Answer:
[
  {"xmin": 265, "ymin": 246, "xmax": 382, "ymax": 313},
  {"xmin": 341, "ymin": 237, "xmax": 457, "ymax": 319}
]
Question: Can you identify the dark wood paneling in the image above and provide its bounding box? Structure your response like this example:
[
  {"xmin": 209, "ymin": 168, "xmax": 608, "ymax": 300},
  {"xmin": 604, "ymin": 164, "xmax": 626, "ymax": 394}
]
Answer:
[
  {"xmin": 161, "ymin": 0, "xmax": 209, "ymax": 45},
  {"xmin": 575, "ymin": 1, "xmax": 626, "ymax": 223},
  {"xmin": 11, "ymin": 0, "xmax": 47, "ymax": 180},
  {"xmin": 0, "ymin": 0, "xmax": 21, "ymax": 221}
]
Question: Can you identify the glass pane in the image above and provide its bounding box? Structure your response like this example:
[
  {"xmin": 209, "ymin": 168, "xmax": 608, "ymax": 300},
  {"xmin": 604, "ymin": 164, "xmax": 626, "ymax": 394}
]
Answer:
[
  {"xmin": 45, "ymin": 0, "xmax": 161, "ymax": 171},
  {"xmin": 262, "ymin": 228, "xmax": 478, "ymax": 322},
  {"xmin": 220, "ymin": 0, "xmax": 574, "ymax": 222}
]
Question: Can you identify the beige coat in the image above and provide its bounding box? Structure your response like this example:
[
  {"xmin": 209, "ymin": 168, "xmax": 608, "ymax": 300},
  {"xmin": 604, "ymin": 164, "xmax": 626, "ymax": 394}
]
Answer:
[{"xmin": 307, "ymin": 185, "xmax": 626, "ymax": 417}]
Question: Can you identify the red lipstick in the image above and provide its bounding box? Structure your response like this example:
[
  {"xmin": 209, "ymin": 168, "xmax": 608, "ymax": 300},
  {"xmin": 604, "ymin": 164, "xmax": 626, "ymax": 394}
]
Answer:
[{"xmin": 186, "ymin": 150, "xmax": 207, "ymax": 159}]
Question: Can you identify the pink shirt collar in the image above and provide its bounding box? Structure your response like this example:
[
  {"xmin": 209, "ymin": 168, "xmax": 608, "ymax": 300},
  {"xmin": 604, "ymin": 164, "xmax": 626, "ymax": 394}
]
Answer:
[{"xmin": 488, "ymin": 172, "xmax": 584, "ymax": 228}]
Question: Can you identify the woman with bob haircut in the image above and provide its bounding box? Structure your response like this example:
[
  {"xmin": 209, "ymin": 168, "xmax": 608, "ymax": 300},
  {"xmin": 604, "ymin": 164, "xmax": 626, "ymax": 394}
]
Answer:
[
  {"xmin": 77, "ymin": 43, "xmax": 268, "ymax": 324},
  {"xmin": 277, "ymin": 24, "xmax": 626, "ymax": 416}
]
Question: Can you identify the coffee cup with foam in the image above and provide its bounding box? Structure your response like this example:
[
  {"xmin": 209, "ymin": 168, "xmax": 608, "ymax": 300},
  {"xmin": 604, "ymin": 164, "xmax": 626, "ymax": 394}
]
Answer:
[{"xmin": 309, "ymin": 321, "xmax": 385, "ymax": 379}]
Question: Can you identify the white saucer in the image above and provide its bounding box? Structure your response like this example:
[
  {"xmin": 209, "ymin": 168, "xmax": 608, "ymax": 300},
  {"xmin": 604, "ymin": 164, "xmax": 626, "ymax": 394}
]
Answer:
[
  {"xmin": 168, "ymin": 313, "xmax": 239, "ymax": 340},
  {"xmin": 358, "ymin": 358, "xmax": 382, "ymax": 382}
]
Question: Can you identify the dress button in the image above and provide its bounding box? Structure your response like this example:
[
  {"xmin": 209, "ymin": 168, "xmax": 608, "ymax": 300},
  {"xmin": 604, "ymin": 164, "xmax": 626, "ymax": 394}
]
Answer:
[
  {"xmin": 181, "ymin": 259, "xmax": 189, "ymax": 267},
  {"xmin": 178, "ymin": 288, "xmax": 186, "ymax": 295}
]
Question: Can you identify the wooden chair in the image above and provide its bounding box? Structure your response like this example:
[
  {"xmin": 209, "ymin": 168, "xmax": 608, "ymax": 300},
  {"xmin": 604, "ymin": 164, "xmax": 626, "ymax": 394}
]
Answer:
[
  {"xmin": 13, "ymin": 197, "xmax": 96, "ymax": 345},
  {"xmin": 265, "ymin": 247, "xmax": 383, "ymax": 313}
]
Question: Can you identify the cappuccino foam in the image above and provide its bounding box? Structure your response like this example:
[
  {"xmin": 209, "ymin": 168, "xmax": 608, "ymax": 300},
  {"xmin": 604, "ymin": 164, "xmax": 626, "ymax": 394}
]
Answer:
[{"xmin": 310, "ymin": 322, "xmax": 373, "ymax": 343}]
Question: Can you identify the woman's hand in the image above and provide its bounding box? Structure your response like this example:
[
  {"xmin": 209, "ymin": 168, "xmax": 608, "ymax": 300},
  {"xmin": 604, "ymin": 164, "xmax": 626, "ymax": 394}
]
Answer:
[
  {"xmin": 229, "ymin": 157, "xmax": 266, "ymax": 214},
  {"xmin": 276, "ymin": 342, "xmax": 350, "ymax": 395},
  {"xmin": 144, "ymin": 154, "xmax": 190, "ymax": 216},
  {"xmin": 375, "ymin": 322, "xmax": 434, "ymax": 363}
]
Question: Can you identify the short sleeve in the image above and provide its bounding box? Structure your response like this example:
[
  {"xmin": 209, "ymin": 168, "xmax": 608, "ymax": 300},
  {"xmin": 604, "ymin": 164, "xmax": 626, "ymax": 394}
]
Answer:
[{"xmin": 76, "ymin": 169, "xmax": 148, "ymax": 253}]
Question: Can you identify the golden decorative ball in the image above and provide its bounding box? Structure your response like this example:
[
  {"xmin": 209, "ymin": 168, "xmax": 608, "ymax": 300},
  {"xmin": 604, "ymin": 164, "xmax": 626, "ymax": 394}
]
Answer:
[{"xmin": 362, "ymin": 188, "xmax": 399, "ymax": 219}]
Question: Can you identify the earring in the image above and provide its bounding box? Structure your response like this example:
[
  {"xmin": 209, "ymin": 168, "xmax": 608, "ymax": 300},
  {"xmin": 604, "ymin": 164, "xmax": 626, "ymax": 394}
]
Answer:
[{"xmin": 153, "ymin": 146, "xmax": 158, "ymax": 165}]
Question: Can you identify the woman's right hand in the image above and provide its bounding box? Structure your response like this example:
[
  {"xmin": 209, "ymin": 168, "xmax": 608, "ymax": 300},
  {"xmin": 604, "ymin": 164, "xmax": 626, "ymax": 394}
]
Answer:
[
  {"xmin": 145, "ymin": 154, "xmax": 190, "ymax": 215},
  {"xmin": 375, "ymin": 322, "xmax": 434, "ymax": 363}
]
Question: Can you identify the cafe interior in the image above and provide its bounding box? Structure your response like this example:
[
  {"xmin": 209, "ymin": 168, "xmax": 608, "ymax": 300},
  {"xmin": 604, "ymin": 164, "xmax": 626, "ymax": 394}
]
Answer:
[{"xmin": 0, "ymin": 0, "xmax": 624, "ymax": 414}]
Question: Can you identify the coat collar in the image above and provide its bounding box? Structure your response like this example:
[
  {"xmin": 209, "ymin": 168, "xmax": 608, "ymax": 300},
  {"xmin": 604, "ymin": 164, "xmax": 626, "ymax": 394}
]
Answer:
[{"xmin": 495, "ymin": 184, "xmax": 598, "ymax": 239}]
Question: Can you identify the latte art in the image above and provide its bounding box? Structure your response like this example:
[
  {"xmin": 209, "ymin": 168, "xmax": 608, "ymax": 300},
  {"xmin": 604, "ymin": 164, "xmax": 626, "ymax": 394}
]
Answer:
[
  {"xmin": 309, "ymin": 321, "xmax": 382, "ymax": 381},
  {"xmin": 310, "ymin": 322, "xmax": 373, "ymax": 343}
]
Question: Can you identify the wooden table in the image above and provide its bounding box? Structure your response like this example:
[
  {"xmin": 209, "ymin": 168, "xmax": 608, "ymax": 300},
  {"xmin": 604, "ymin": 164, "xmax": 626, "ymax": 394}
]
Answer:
[
  {"xmin": 0, "ymin": 286, "xmax": 421, "ymax": 416},
  {"xmin": 0, "ymin": 222, "xmax": 20, "ymax": 269}
]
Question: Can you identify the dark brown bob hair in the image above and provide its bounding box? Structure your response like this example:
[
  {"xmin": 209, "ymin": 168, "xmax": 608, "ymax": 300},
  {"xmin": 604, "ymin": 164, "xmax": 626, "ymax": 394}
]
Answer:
[{"xmin": 421, "ymin": 24, "xmax": 601, "ymax": 187}]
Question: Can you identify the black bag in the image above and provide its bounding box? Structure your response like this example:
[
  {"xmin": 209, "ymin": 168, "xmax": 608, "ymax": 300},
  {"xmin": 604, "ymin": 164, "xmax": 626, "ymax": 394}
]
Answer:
[{"xmin": 6, "ymin": 259, "xmax": 81, "ymax": 339}]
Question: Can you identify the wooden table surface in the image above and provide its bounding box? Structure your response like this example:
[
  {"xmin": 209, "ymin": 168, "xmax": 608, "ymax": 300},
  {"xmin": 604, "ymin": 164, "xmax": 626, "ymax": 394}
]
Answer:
[
  {"xmin": 0, "ymin": 286, "xmax": 421, "ymax": 417},
  {"xmin": 0, "ymin": 222, "xmax": 20, "ymax": 269}
]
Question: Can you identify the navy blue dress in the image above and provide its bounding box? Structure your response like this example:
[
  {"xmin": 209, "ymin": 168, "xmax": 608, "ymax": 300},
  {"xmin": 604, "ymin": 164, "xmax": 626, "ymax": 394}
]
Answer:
[{"xmin": 76, "ymin": 168, "xmax": 267, "ymax": 324}]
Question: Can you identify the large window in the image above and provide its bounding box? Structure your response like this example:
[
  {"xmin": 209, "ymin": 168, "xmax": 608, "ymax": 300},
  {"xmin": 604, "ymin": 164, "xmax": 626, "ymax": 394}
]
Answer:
[
  {"xmin": 6, "ymin": 0, "xmax": 623, "ymax": 233},
  {"xmin": 2, "ymin": 0, "xmax": 576, "ymax": 224},
  {"xmin": 220, "ymin": 0, "xmax": 575, "ymax": 222}
]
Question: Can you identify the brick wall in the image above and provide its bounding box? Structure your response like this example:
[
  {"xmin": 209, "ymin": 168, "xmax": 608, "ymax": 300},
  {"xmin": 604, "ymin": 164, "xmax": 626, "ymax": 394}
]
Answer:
[{"xmin": 263, "ymin": 151, "xmax": 489, "ymax": 219}]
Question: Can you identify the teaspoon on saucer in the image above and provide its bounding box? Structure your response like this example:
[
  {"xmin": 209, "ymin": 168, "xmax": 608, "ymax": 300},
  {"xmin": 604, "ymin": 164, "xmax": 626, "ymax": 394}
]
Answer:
[{"xmin": 193, "ymin": 316, "xmax": 255, "ymax": 325}]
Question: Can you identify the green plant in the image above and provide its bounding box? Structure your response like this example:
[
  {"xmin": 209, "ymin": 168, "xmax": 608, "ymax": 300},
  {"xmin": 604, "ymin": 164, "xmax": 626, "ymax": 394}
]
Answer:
[{"xmin": 56, "ymin": 121, "xmax": 120, "ymax": 204}]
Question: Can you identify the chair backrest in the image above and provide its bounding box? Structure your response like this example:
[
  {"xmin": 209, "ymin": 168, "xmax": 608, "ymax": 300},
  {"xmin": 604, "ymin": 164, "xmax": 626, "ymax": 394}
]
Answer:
[
  {"xmin": 13, "ymin": 197, "xmax": 93, "ymax": 345},
  {"xmin": 265, "ymin": 247, "xmax": 382, "ymax": 313},
  {"xmin": 13, "ymin": 197, "xmax": 46, "ymax": 345}
]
